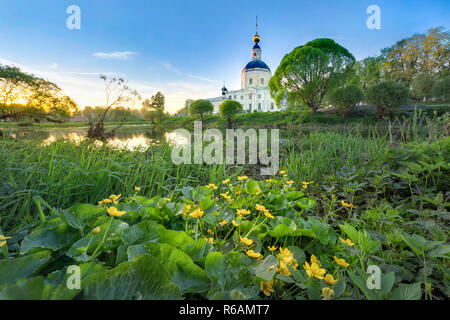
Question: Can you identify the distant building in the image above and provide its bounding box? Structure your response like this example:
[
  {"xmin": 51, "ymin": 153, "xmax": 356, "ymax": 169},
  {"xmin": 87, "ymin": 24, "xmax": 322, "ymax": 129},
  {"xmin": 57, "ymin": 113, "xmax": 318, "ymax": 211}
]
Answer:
[{"xmin": 206, "ymin": 23, "xmax": 287, "ymax": 114}]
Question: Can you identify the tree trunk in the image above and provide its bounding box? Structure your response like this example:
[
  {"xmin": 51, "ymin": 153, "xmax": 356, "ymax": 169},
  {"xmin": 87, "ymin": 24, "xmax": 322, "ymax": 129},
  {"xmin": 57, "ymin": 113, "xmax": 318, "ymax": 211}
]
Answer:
[{"xmin": 227, "ymin": 117, "xmax": 232, "ymax": 129}]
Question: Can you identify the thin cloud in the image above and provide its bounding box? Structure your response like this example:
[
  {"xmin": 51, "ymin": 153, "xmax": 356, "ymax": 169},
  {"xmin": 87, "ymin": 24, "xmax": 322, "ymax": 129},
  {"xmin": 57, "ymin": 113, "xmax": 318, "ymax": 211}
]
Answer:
[
  {"xmin": 93, "ymin": 51, "xmax": 139, "ymax": 60},
  {"xmin": 163, "ymin": 62, "xmax": 216, "ymax": 83}
]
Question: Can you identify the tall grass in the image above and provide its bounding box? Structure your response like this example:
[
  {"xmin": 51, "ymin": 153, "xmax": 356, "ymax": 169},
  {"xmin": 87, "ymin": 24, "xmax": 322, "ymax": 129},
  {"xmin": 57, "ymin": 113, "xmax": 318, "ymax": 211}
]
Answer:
[{"xmin": 0, "ymin": 139, "xmax": 244, "ymax": 231}]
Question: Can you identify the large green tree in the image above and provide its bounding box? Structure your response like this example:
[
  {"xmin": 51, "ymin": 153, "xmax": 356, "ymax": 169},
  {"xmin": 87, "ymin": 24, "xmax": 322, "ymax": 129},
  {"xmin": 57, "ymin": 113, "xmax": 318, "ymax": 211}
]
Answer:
[
  {"xmin": 189, "ymin": 99, "xmax": 213, "ymax": 121},
  {"xmin": 269, "ymin": 38, "xmax": 355, "ymax": 113},
  {"xmin": 220, "ymin": 100, "xmax": 242, "ymax": 128}
]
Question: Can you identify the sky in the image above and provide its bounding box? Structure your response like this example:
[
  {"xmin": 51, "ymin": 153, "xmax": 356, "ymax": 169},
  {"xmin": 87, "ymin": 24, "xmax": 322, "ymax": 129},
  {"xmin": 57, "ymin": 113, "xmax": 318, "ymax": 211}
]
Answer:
[{"xmin": 0, "ymin": 0, "xmax": 449, "ymax": 113}]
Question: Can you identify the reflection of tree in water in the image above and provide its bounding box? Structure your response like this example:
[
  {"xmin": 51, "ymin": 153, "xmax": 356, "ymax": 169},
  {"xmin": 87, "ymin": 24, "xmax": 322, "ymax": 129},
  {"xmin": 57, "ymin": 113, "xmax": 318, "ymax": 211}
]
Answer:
[{"xmin": 144, "ymin": 127, "xmax": 167, "ymax": 145}]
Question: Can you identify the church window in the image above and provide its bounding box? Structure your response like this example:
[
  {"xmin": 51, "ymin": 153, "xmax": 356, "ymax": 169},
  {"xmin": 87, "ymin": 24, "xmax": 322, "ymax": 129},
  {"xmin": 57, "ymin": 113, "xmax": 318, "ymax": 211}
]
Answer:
[
  {"xmin": 261, "ymin": 78, "xmax": 264, "ymax": 85},
  {"xmin": 249, "ymin": 78, "xmax": 253, "ymax": 85},
  {"xmin": 258, "ymin": 103, "xmax": 262, "ymax": 110},
  {"xmin": 258, "ymin": 94, "xmax": 261, "ymax": 99},
  {"xmin": 241, "ymin": 96, "xmax": 244, "ymax": 100},
  {"xmin": 271, "ymin": 103, "xmax": 275, "ymax": 110},
  {"xmin": 234, "ymin": 95, "xmax": 236, "ymax": 99},
  {"xmin": 249, "ymin": 103, "xmax": 252, "ymax": 110}
]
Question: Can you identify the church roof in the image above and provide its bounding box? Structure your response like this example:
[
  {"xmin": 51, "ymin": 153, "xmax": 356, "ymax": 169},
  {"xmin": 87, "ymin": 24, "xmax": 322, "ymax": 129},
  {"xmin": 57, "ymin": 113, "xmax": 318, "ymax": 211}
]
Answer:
[{"xmin": 243, "ymin": 60, "xmax": 271, "ymax": 72}]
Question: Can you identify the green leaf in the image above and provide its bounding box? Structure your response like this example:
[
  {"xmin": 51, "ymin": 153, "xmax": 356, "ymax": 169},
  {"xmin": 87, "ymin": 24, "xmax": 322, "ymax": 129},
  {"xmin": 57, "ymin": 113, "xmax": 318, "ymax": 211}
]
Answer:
[
  {"xmin": 296, "ymin": 197, "xmax": 316, "ymax": 210},
  {"xmin": 84, "ymin": 254, "xmax": 182, "ymax": 300},
  {"xmin": 199, "ymin": 195, "xmax": 214, "ymax": 211},
  {"xmin": 120, "ymin": 221, "xmax": 160, "ymax": 245},
  {"xmin": 389, "ymin": 282, "xmax": 422, "ymax": 300},
  {"xmin": 428, "ymin": 244, "xmax": 450, "ymax": 259},
  {"xmin": 205, "ymin": 251, "xmax": 225, "ymax": 280},
  {"xmin": 21, "ymin": 219, "xmax": 79, "ymax": 254},
  {"xmin": 157, "ymin": 225, "xmax": 194, "ymax": 248},
  {"xmin": 380, "ymin": 271, "xmax": 396, "ymax": 296},
  {"xmin": 286, "ymin": 191, "xmax": 305, "ymax": 201},
  {"xmin": 0, "ymin": 252, "xmax": 51, "ymax": 286},
  {"xmin": 332, "ymin": 278, "xmax": 346, "ymax": 298},
  {"xmin": 145, "ymin": 242, "xmax": 209, "ymax": 294},
  {"xmin": 61, "ymin": 204, "xmax": 105, "ymax": 231},
  {"xmin": 0, "ymin": 277, "xmax": 54, "ymax": 300},
  {"xmin": 252, "ymin": 255, "xmax": 278, "ymax": 281},
  {"xmin": 246, "ymin": 180, "xmax": 260, "ymax": 195}
]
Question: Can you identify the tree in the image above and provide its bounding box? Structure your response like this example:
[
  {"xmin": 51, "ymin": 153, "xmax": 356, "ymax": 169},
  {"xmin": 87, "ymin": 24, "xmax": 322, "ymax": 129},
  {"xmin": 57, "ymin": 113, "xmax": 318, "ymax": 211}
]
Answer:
[
  {"xmin": 220, "ymin": 100, "xmax": 242, "ymax": 128},
  {"xmin": 367, "ymin": 81, "xmax": 410, "ymax": 119},
  {"xmin": 269, "ymin": 38, "xmax": 355, "ymax": 114},
  {"xmin": 189, "ymin": 99, "xmax": 213, "ymax": 121},
  {"xmin": 411, "ymin": 73, "xmax": 435, "ymax": 102},
  {"xmin": 432, "ymin": 75, "xmax": 450, "ymax": 101},
  {"xmin": 382, "ymin": 27, "xmax": 450, "ymax": 85},
  {"xmin": 329, "ymin": 85, "xmax": 364, "ymax": 117},
  {"xmin": 349, "ymin": 56, "xmax": 384, "ymax": 90},
  {"xmin": 143, "ymin": 108, "xmax": 164, "ymax": 125},
  {"xmin": 0, "ymin": 65, "xmax": 78, "ymax": 122},
  {"xmin": 143, "ymin": 91, "xmax": 165, "ymax": 112},
  {"xmin": 87, "ymin": 75, "xmax": 140, "ymax": 140}
]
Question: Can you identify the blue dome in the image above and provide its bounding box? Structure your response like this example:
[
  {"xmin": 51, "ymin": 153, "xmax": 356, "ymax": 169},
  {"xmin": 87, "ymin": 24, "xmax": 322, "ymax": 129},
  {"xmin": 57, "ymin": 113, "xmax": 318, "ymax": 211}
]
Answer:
[{"xmin": 244, "ymin": 60, "xmax": 271, "ymax": 72}]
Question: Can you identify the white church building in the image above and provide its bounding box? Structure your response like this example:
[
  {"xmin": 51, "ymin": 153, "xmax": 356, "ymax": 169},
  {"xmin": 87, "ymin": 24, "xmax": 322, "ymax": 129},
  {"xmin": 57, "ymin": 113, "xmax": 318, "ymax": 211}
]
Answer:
[{"xmin": 206, "ymin": 26, "xmax": 287, "ymax": 114}]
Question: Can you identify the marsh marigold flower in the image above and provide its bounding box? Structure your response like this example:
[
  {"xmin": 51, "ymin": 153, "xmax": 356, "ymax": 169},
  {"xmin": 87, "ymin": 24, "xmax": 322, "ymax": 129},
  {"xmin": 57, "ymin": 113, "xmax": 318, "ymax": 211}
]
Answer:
[
  {"xmin": 205, "ymin": 237, "xmax": 215, "ymax": 244},
  {"xmin": 220, "ymin": 192, "xmax": 232, "ymax": 202},
  {"xmin": 324, "ymin": 274, "xmax": 337, "ymax": 285},
  {"xmin": 134, "ymin": 186, "xmax": 141, "ymax": 192},
  {"xmin": 334, "ymin": 256, "xmax": 350, "ymax": 267},
  {"xmin": 206, "ymin": 184, "xmax": 218, "ymax": 190},
  {"xmin": 0, "ymin": 235, "xmax": 11, "ymax": 247},
  {"xmin": 222, "ymin": 179, "xmax": 230, "ymax": 184},
  {"xmin": 237, "ymin": 176, "xmax": 248, "ymax": 181},
  {"xmin": 303, "ymin": 261, "xmax": 326, "ymax": 279},
  {"xmin": 236, "ymin": 209, "xmax": 250, "ymax": 219},
  {"xmin": 182, "ymin": 204, "xmax": 193, "ymax": 215},
  {"xmin": 92, "ymin": 227, "xmax": 101, "ymax": 235},
  {"xmin": 109, "ymin": 194, "xmax": 121, "ymax": 205},
  {"xmin": 341, "ymin": 238, "xmax": 355, "ymax": 246},
  {"xmin": 322, "ymin": 287, "xmax": 334, "ymax": 300},
  {"xmin": 286, "ymin": 180, "xmax": 294, "ymax": 185},
  {"xmin": 279, "ymin": 170, "xmax": 286, "ymax": 175},
  {"xmin": 98, "ymin": 198, "xmax": 112, "ymax": 206},
  {"xmin": 232, "ymin": 220, "xmax": 239, "ymax": 227},
  {"xmin": 341, "ymin": 200, "xmax": 356, "ymax": 209},
  {"xmin": 189, "ymin": 208, "xmax": 204, "ymax": 219},
  {"xmin": 240, "ymin": 236, "xmax": 253, "ymax": 246},
  {"xmin": 260, "ymin": 280, "xmax": 275, "ymax": 296},
  {"xmin": 246, "ymin": 250, "xmax": 263, "ymax": 260},
  {"xmin": 107, "ymin": 206, "xmax": 126, "ymax": 217},
  {"xmin": 277, "ymin": 247, "xmax": 299, "ymax": 276},
  {"xmin": 268, "ymin": 245, "xmax": 278, "ymax": 251},
  {"xmin": 219, "ymin": 219, "xmax": 228, "ymax": 226}
]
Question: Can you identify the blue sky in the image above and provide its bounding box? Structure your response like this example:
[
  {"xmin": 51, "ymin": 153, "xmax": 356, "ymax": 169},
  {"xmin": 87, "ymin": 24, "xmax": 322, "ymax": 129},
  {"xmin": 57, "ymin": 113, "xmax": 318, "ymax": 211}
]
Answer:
[{"xmin": 0, "ymin": 0, "xmax": 449, "ymax": 113}]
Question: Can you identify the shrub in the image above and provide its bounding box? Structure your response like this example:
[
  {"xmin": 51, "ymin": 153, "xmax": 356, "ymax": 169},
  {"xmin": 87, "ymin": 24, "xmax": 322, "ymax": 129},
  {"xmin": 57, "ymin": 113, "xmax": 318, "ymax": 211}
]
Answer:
[
  {"xmin": 219, "ymin": 100, "xmax": 243, "ymax": 128},
  {"xmin": 432, "ymin": 75, "xmax": 450, "ymax": 101},
  {"xmin": 411, "ymin": 73, "xmax": 435, "ymax": 102},
  {"xmin": 329, "ymin": 85, "xmax": 364, "ymax": 117},
  {"xmin": 367, "ymin": 81, "xmax": 409, "ymax": 119},
  {"xmin": 189, "ymin": 99, "xmax": 213, "ymax": 121}
]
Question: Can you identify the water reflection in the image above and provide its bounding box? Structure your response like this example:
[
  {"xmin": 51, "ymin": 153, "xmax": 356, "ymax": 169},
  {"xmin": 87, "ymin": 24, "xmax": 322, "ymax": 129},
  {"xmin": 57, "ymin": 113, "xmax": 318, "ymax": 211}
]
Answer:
[{"xmin": 34, "ymin": 128, "xmax": 189, "ymax": 150}]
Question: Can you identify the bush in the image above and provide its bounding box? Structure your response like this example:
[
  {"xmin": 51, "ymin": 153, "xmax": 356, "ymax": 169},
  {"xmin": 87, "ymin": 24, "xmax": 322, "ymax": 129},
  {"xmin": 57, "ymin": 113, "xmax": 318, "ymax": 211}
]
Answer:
[
  {"xmin": 219, "ymin": 100, "xmax": 242, "ymax": 128},
  {"xmin": 432, "ymin": 75, "xmax": 450, "ymax": 101},
  {"xmin": 367, "ymin": 81, "xmax": 410, "ymax": 119},
  {"xmin": 329, "ymin": 85, "xmax": 364, "ymax": 117}
]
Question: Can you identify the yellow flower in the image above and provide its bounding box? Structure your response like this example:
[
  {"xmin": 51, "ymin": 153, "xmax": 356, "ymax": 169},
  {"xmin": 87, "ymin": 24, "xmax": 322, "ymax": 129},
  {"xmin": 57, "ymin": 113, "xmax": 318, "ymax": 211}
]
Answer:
[
  {"xmin": 310, "ymin": 254, "xmax": 322, "ymax": 267},
  {"xmin": 268, "ymin": 245, "xmax": 278, "ymax": 251},
  {"xmin": 240, "ymin": 236, "xmax": 253, "ymax": 246},
  {"xmin": 163, "ymin": 197, "xmax": 170, "ymax": 202},
  {"xmin": 206, "ymin": 183, "xmax": 218, "ymax": 190},
  {"xmin": 237, "ymin": 176, "xmax": 248, "ymax": 181},
  {"xmin": 279, "ymin": 170, "xmax": 286, "ymax": 175},
  {"xmin": 341, "ymin": 200, "xmax": 357, "ymax": 209},
  {"xmin": 107, "ymin": 206, "xmax": 126, "ymax": 217},
  {"xmin": 182, "ymin": 204, "xmax": 193, "ymax": 215},
  {"xmin": 321, "ymin": 287, "xmax": 334, "ymax": 300},
  {"xmin": 334, "ymin": 256, "xmax": 350, "ymax": 267},
  {"xmin": 286, "ymin": 180, "xmax": 294, "ymax": 185},
  {"xmin": 222, "ymin": 179, "xmax": 230, "ymax": 184},
  {"xmin": 207, "ymin": 229, "xmax": 214, "ymax": 235},
  {"xmin": 236, "ymin": 209, "xmax": 250, "ymax": 219},
  {"xmin": 189, "ymin": 208, "xmax": 204, "ymax": 219},
  {"xmin": 283, "ymin": 174, "xmax": 287, "ymax": 177},
  {"xmin": 92, "ymin": 227, "xmax": 101, "ymax": 235},
  {"xmin": 205, "ymin": 237, "xmax": 215, "ymax": 244},
  {"xmin": 220, "ymin": 192, "xmax": 232, "ymax": 202},
  {"xmin": 219, "ymin": 219, "xmax": 228, "ymax": 226},
  {"xmin": 0, "ymin": 235, "xmax": 12, "ymax": 247},
  {"xmin": 263, "ymin": 210, "xmax": 274, "ymax": 219},
  {"xmin": 266, "ymin": 179, "xmax": 272, "ymax": 184},
  {"xmin": 260, "ymin": 280, "xmax": 274, "ymax": 296},
  {"xmin": 232, "ymin": 220, "xmax": 239, "ymax": 227},
  {"xmin": 303, "ymin": 185, "xmax": 308, "ymax": 189},
  {"xmin": 246, "ymin": 250, "xmax": 263, "ymax": 260},
  {"xmin": 276, "ymin": 248, "xmax": 298, "ymax": 276},
  {"xmin": 341, "ymin": 238, "xmax": 355, "ymax": 246},
  {"xmin": 235, "ymin": 190, "xmax": 242, "ymax": 195},
  {"xmin": 109, "ymin": 194, "xmax": 122, "ymax": 205},
  {"xmin": 303, "ymin": 261, "xmax": 326, "ymax": 279},
  {"xmin": 98, "ymin": 198, "xmax": 112, "ymax": 206},
  {"xmin": 324, "ymin": 274, "xmax": 337, "ymax": 285},
  {"xmin": 255, "ymin": 204, "xmax": 267, "ymax": 212},
  {"xmin": 134, "ymin": 186, "xmax": 141, "ymax": 192}
]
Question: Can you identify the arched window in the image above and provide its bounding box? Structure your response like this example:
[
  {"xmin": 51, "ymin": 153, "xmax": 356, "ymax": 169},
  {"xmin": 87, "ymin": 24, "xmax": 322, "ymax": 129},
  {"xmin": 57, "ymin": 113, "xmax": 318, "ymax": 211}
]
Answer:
[{"xmin": 249, "ymin": 78, "xmax": 253, "ymax": 85}]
